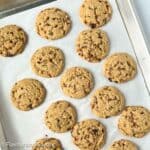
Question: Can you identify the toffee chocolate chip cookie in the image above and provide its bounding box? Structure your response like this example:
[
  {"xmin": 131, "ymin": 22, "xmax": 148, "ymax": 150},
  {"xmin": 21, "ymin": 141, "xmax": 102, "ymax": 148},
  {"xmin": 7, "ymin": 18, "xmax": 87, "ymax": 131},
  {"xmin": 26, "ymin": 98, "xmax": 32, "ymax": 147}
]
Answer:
[
  {"xmin": 31, "ymin": 46, "xmax": 64, "ymax": 78},
  {"xmin": 109, "ymin": 139, "xmax": 138, "ymax": 150},
  {"xmin": 60, "ymin": 67, "xmax": 94, "ymax": 99},
  {"xmin": 76, "ymin": 29, "xmax": 109, "ymax": 63},
  {"xmin": 90, "ymin": 86, "xmax": 125, "ymax": 118},
  {"xmin": 45, "ymin": 100, "xmax": 77, "ymax": 133},
  {"xmin": 103, "ymin": 53, "xmax": 137, "ymax": 83},
  {"xmin": 32, "ymin": 138, "xmax": 62, "ymax": 150},
  {"xmin": 36, "ymin": 8, "xmax": 71, "ymax": 40},
  {"xmin": 71, "ymin": 119, "xmax": 106, "ymax": 150},
  {"xmin": 118, "ymin": 106, "xmax": 150, "ymax": 138},
  {"xmin": 0, "ymin": 25, "xmax": 27, "ymax": 57},
  {"xmin": 80, "ymin": 0, "xmax": 112, "ymax": 28},
  {"xmin": 11, "ymin": 79, "xmax": 46, "ymax": 111}
]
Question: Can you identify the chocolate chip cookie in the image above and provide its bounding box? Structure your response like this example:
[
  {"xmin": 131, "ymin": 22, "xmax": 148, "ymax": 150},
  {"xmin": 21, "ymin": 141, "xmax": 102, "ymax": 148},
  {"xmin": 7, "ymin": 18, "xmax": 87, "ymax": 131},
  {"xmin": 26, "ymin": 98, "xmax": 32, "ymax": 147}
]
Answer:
[
  {"xmin": 31, "ymin": 46, "xmax": 64, "ymax": 78},
  {"xmin": 45, "ymin": 100, "xmax": 77, "ymax": 132},
  {"xmin": 60, "ymin": 67, "xmax": 94, "ymax": 98},
  {"xmin": 72, "ymin": 119, "xmax": 106, "ymax": 150},
  {"xmin": 36, "ymin": 8, "xmax": 71, "ymax": 40},
  {"xmin": 0, "ymin": 25, "xmax": 27, "ymax": 57},
  {"xmin": 103, "ymin": 53, "xmax": 137, "ymax": 83},
  {"xmin": 76, "ymin": 29, "xmax": 109, "ymax": 62},
  {"xmin": 11, "ymin": 78, "xmax": 46, "ymax": 111},
  {"xmin": 118, "ymin": 106, "xmax": 150, "ymax": 138}
]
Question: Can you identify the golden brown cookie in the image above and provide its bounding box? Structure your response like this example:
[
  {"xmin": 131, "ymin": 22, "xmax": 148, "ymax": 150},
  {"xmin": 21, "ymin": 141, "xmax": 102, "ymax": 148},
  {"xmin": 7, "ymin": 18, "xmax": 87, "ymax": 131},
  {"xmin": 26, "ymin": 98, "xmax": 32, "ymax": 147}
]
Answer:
[
  {"xmin": 45, "ymin": 100, "xmax": 77, "ymax": 133},
  {"xmin": 103, "ymin": 53, "xmax": 137, "ymax": 83},
  {"xmin": 118, "ymin": 106, "xmax": 150, "ymax": 138},
  {"xmin": 90, "ymin": 86, "xmax": 125, "ymax": 118},
  {"xmin": 0, "ymin": 25, "xmax": 27, "ymax": 57},
  {"xmin": 36, "ymin": 8, "xmax": 71, "ymax": 40},
  {"xmin": 109, "ymin": 139, "xmax": 138, "ymax": 150},
  {"xmin": 80, "ymin": 0, "xmax": 112, "ymax": 28},
  {"xmin": 32, "ymin": 138, "xmax": 63, "ymax": 150},
  {"xmin": 76, "ymin": 29, "xmax": 109, "ymax": 63},
  {"xmin": 31, "ymin": 46, "xmax": 64, "ymax": 78},
  {"xmin": 71, "ymin": 119, "xmax": 106, "ymax": 150},
  {"xmin": 60, "ymin": 67, "xmax": 94, "ymax": 99},
  {"xmin": 11, "ymin": 79, "xmax": 46, "ymax": 111}
]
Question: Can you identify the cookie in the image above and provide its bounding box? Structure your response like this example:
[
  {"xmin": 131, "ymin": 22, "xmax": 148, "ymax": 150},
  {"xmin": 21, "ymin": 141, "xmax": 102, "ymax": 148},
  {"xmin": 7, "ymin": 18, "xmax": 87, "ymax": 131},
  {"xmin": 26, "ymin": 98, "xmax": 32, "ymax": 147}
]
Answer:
[
  {"xmin": 36, "ymin": 8, "xmax": 71, "ymax": 40},
  {"xmin": 60, "ymin": 67, "xmax": 94, "ymax": 99},
  {"xmin": 31, "ymin": 46, "xmax": 64, "ymax": 78},
  {"xmin": 32, "ymin": 138, "xmax": 62, "ymax": 150},
  {"xmin": 80, "ymin": 0, "xmax": 112, "ymax": 28},
  {"xmin": 118, "ymin": 106, "xmax": 150, "ymax": 138},
  {"xmin": 11, "ymin": 79, "xmax": 46, "ymax": 111},
  {"xmin": 76, "ymin": 29, "xmax": 109, "ymax": 63},
  {"xmin": 90, "ymin": 86, "xmax": 125, "ymax": 118},
  {"xmin": 0, "ymin": 25, "xmax": 27, "ymax": 57},
  {"xmin": 109, "ymin": 139, "xmax": 138, "ymax": 150},
  {"xmin": 72, "ymin": 119, "xmax": 106, "ymax": 150},
  {"xmin": 45, "ymin": 100, "xmax": 77, "ymax": 133},
  {"xmin": 103, "ymin": 53, "xmax": 137, "ymax": 83}
]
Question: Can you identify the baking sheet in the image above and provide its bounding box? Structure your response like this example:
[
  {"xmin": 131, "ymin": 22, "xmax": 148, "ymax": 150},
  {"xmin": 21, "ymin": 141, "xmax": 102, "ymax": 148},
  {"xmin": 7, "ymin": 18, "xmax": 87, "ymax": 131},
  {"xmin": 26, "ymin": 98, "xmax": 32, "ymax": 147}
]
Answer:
[
  {"xmin": 116, "ymin": 0, "xmax": 150, "ymax": 94},
  {"xmin": 0, "ymin": 0, "xmax": 54, "ymax": 18},
  {"xmin": 0, "ymin": 0, "xmax": 150, "ymax": 149}
]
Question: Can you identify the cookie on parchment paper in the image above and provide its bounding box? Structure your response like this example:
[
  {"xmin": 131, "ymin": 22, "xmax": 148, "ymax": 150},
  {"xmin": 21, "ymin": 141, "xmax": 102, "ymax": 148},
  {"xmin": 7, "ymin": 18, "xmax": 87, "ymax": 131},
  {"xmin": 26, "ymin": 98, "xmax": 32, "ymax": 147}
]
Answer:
[
  {"xmin": 76, "ymin": 29, "xmax": 109, "ymax": 63},
  {"xmin": 0, "ymin": 25, "xmax": 27, "ymax": 57},
  {"xmin": 118, "ymin": 106, "xmax": 150, "ymax": 138},
  {"xmin": 11, "ymin": 78, "xmax": 46, "ymax": 111},
  {"xmin": 45, "ymin": 100, "xmax": 77, "ymax": 133},
  {"xmin": 80, "ymin": 0, "xmax": 112, "ymax": 28},
  {"xmin": 36, "ymin": 8, "xmax": 71, "ymax": 40},
  {"xmin": 90, "ymin": 86, "xmax": 125, "ymax": 118},
  {"xmin": 72, "ymin": 119, "xmax": 106, "ymax": 150},
  {"xmin": 32, "ymin": 138, "xmax": 63, "ymax": 150},
  {"xmin": 60, "ymin": 67, "xmax": 94, "ymax": 99},
  {"xmin": 31, "ymin": 46, "xmax": 64, "ymax": 78},
  {"xmin": 103, "ymin": 53, "xmax": 137, "ymax": 83},
  {"xmin": 109, "ymin": 139, "xmax": 138, "ymax": 150}
]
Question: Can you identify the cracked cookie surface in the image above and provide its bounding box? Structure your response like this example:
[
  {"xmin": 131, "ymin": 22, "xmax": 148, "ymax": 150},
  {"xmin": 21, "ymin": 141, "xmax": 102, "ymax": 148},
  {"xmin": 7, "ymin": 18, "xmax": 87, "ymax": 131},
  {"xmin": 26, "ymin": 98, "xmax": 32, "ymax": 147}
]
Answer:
[
  {"xmin": 32, "ymin": 138, "xmax": 62, "ymax": 150},
  {"xmin": 71, "ymin": 119, "xmax": 106, "ymax": 150},
  {"xmin": 36, "ymin": 8, "xmax": 71, "ymax": 40},
  {"xmin": 103, "ymin": 53, "xmax": 137, "ymax": 83},
  {"xmin": 109, "ymin": 139, "xmax": 138, "ymax": 150},
  {"xmin": 80, "ymin": 0, "xmax": 112, "ymax": 28},
  {"xmin": 31, "ymin": 46, "xmax": 64, "ymax": 78},
  {"xmin": 11, "ymin": 79, "xmax": 46, "ymax": 111},
  {"xmin": 0, "ymin": 25, "xmax": 27, "ymax": 57},
  {"xmin": 118, "ymin": 106, "xmax": 150, "ymax": 138},
  {"xmin": 60, "ymin": 67, "xmax": 94, "ymax": 99},
  {"xmin": 45, "ymin": 100, "xmax": 77, "ymax": 133},
  {"xmin": 90, "ymin": 86, "xmax": 125, "ymax": 118},
  {"xmin": 76, "ymin": 29, "xmax": 109, "ymax": 62}
]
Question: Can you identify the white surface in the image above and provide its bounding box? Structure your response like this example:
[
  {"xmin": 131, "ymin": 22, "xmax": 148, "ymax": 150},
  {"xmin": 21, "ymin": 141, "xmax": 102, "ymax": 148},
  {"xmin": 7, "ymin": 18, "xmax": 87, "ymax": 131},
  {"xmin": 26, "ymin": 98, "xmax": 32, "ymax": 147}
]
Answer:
[
  {"xmin": 134, "ymin": 0, "xmax": 150, "ymax": 50},
  {"xmin": 0, "ymin": 0, "xmax": 150, "ymax": 150}
]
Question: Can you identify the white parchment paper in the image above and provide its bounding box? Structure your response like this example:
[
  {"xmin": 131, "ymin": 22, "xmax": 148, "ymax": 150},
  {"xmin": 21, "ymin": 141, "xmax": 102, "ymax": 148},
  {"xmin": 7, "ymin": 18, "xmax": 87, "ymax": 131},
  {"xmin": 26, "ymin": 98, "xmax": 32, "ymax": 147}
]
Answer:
[{"xmin": 0, "ymin": 0, "xmax": 150, "ymax": 149}]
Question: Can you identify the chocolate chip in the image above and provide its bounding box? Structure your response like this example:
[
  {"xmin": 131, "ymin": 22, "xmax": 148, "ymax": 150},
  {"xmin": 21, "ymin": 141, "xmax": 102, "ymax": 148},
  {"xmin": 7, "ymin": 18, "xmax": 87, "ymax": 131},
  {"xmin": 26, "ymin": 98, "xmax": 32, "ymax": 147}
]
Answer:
[
  {"xmin": 92, "ymin": 128, "xmax": 99, "ymax": 135},
  {"xmin": 90, "ymin": 23, "xmax": 96, "ymax": 28},
  {"xmin": 108, "ymin": 78, "xmax": 112, "ymax": 82}
]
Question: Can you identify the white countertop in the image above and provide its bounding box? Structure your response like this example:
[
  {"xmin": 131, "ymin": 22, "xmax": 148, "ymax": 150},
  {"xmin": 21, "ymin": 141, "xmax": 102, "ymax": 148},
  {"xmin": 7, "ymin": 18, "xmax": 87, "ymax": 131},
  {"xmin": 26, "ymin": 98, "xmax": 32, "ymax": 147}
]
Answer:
[{"xmin": 134, "ymin": 0, "xmax": 150, "ymax": 49}]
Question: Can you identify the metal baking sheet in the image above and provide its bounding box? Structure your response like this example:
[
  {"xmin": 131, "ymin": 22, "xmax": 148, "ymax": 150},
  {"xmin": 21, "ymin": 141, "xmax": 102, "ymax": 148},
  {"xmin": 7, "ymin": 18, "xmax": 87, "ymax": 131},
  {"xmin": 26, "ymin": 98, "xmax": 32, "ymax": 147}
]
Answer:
[
  {"xmin": 0, "ymin": 0, "xmax": 150, "ymax": 150},
  {"xmin": 0, "ymin": 0, "xmax": 53, "ymax": 18},
  {"xmin": 116, "ymin": 0, "xmax": 150, "ymax": 94}
]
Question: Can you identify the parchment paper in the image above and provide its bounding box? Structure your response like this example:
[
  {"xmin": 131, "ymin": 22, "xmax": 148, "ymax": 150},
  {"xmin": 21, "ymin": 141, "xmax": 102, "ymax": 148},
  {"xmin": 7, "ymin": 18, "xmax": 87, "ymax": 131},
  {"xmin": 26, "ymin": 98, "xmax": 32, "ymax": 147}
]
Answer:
[{"xmin": 0, "ymin": 0, "xmax": 150, "ymax": 149}]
